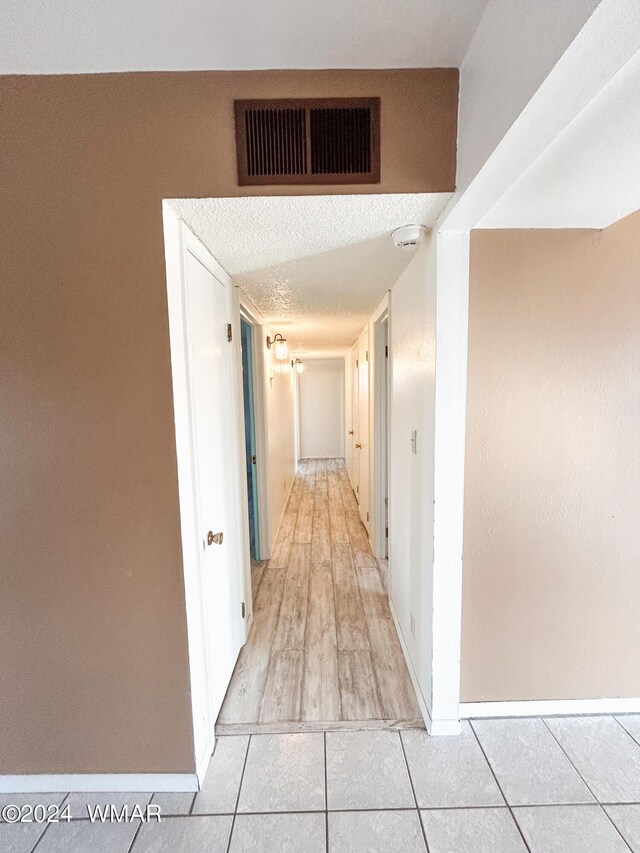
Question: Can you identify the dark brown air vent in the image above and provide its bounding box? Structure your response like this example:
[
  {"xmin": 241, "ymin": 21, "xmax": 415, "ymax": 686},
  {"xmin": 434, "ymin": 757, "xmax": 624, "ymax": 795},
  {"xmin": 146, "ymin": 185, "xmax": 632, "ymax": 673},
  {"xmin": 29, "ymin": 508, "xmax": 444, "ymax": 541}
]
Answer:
[{"xmin": 234, "ymin": 98, "xmax": 380, "ymax": 186}]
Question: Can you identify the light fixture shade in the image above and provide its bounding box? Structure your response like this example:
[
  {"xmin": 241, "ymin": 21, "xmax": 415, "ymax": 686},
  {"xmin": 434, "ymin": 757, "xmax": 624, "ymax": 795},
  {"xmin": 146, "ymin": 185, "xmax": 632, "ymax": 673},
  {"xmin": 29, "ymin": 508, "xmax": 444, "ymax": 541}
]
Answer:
[
  {"xmin": 274, "ymin": 338, "xmax": 288, "ymax": 360},
  {"xmin": 295, "ymin": 359, "xmax": 304, "ymax": 374}
]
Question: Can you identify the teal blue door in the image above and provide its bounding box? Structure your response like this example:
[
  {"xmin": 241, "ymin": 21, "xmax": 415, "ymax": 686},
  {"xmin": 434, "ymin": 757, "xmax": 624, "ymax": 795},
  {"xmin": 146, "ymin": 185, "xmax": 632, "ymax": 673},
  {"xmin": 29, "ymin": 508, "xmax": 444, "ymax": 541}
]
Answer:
[{"xmin": 240, "ymin": 318, "xmax": 260, "ymax": 560}]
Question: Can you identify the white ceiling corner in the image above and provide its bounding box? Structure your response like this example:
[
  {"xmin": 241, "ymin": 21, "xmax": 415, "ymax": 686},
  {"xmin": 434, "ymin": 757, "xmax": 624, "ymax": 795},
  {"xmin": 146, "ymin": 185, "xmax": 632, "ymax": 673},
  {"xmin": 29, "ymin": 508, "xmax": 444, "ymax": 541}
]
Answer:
[{"xmin": 2, "ymin": 0, "xmax": 489, "ymax": 75}]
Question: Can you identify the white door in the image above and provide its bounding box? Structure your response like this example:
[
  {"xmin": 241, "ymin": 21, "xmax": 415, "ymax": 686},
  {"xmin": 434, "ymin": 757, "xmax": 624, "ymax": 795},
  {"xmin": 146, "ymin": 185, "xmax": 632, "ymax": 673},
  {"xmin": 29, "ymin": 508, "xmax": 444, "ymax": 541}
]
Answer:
[
  {"xmin": 184, "ymin": 244, "xmax": 242, "ymax": 731},
  {"xmin": 358, "ymin": 327, "xmax": 370, "ymax": 531}
]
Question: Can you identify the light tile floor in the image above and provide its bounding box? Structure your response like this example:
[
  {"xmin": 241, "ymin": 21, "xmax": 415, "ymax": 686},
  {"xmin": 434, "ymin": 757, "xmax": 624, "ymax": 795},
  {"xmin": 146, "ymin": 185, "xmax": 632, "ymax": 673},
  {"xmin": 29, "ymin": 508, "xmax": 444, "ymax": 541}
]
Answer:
[{"xmin": 4, "ymin": 715, "xmax": 640, "ymax": 852}]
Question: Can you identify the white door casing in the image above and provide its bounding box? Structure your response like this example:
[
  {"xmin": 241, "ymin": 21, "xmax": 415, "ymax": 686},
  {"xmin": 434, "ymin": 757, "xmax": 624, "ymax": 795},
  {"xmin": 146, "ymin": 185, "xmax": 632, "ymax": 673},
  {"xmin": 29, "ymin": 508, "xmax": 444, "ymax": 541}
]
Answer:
[
  {"xmin": 344, "ymin": 348, "xmax": 354, "ymax": 480},
  {"xmin": 183, "ymin": 245, "xmax": 242, "ymax": 727},
  {"xmin": 358, "ymin": 326, "xmax": 371, "ymax": 532},
  {"xmin": 163, "ymin": 207, "xmax": 247, "ymax": 781},
  {"xmin": 351, "ymin": 342, "xmax": 360, "ymax": 501}
]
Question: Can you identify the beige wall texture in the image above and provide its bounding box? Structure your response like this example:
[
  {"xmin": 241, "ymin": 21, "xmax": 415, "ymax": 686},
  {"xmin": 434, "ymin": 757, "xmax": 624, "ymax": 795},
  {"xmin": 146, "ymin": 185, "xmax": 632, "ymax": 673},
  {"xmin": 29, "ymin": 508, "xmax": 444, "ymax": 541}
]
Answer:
[
  {"xmin": 0, "ymin": 69, "xmax": 458, "ymax": 775},
  {"xmin": 462, "ymin": 211, "xmax": 640, "ymax": 702}
]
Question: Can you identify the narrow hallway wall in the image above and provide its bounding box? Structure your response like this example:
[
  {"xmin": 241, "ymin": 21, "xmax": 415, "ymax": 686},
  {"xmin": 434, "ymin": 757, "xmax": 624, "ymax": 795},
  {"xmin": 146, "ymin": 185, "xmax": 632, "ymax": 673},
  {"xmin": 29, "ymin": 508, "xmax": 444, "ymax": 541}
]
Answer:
[
  {"xmin": 388, "ymin": 234, "xmax": 438, "ymax": 717},
  {"xmin": 298, "ymin": 359, "xmax": 345, "ymax": 460},
  {"xmin": 264, "ymin": 328, "xmax": 297, "ymax": 552}
]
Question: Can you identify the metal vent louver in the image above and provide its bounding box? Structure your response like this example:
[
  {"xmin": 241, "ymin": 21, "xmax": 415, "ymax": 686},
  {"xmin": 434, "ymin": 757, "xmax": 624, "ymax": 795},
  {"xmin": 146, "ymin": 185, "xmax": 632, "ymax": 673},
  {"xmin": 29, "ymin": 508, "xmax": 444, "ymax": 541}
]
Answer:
[{"xmin": 235, "ymin": 98, "xmax": 380, "ymax": 186}]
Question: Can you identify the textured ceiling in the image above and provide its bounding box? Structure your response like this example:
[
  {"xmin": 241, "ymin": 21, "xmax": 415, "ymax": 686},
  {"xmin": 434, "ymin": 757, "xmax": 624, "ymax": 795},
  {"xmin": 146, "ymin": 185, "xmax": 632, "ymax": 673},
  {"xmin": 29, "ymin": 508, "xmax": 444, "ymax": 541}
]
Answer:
[
  {"xmin": 168, "ymin": 194, "xmax": 450, "ymax": 354},
  {"xmin": 478, "ymin": 46, "xmax": 640, "ymax": 229},
  {"xmin": 2, "ymin": 0, "xmax": 488, "ymax": 74}
]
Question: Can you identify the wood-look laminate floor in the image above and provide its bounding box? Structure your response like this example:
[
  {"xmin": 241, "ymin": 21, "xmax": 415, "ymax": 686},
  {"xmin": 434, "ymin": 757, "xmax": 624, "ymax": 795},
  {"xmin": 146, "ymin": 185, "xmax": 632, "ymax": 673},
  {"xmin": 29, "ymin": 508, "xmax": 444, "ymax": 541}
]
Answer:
[{"xmin": 216, "ymin": 458, "xmax": 424, "ymax": 734}]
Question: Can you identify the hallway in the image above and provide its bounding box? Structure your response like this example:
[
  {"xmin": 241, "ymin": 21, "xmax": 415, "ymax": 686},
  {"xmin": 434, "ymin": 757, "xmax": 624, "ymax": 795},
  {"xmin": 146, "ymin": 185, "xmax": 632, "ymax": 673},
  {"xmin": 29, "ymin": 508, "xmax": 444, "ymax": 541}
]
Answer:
[{"xmin": 217, "ymin": 459, "xmax": 422, "ymax": 732}]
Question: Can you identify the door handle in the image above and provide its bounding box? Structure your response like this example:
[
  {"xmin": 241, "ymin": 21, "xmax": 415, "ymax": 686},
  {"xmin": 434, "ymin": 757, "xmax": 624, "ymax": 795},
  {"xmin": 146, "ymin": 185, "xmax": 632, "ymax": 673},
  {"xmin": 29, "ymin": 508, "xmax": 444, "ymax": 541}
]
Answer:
[
  {"xmin": 355, "ymin": 443, "xmax": 362, "ymax": 449},
  {"xmin": 207, "ymin": 531, "xmax": 224, "ymax": 546}
]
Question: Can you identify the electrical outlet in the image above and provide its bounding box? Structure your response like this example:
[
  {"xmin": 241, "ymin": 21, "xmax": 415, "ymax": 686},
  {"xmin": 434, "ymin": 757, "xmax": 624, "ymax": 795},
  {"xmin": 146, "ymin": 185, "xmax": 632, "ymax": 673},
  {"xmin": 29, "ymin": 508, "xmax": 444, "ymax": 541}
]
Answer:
[
  {"xmin": 410, "ymin": 429, "xmax": 417, "ymax": 454},
  {"xmin": 410, "ymin": 612, "xmax": 416, "ymax": 638}
]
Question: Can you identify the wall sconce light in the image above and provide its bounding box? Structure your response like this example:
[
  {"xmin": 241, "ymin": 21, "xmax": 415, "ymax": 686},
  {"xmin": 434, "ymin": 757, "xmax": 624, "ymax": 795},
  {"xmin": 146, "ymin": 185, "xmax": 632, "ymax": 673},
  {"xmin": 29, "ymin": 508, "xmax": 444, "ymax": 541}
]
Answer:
[
  {"xmin": 266, "ymin": 333, "xmax": 288, "ymax": 360},
  {"xmin": 292, "ymin": 358, "xmax": 304, "ymax": 374}
]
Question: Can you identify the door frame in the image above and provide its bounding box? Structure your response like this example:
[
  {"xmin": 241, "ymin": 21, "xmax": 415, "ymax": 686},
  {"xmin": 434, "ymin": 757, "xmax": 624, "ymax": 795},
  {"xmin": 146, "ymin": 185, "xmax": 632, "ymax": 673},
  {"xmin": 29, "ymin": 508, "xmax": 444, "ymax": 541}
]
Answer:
[
  {"xmin": 237, "ymin": 290, "xmax": 270, "ymax": 563},
  {"xmin": 162, "ymin": 206, "xmax": 251, "ymax": 784},
  {"xmin": 370, "ymin": 293, "xmax": 390, "ymax": 558}
]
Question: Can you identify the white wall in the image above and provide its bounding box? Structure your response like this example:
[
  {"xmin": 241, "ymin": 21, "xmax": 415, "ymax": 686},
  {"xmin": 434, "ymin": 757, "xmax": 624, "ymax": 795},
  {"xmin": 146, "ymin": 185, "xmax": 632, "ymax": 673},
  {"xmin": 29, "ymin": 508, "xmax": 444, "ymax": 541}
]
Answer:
[
  {"xmin": 388, "ymin": 235, "xmax": 437, "ymax": 722},
  {"xmin": 455, "ymin": 0, "xmax": 600, "ymax": 196},
  {"xmin": 298, "ymin": 359, "xmax": 345, "ymax": 459},
  {"xmin": 0, "ymin": 0, "xmax": 486, "ymax": 75},
  {"xmin": 263, "ymin": 326, "xmax": 297, "ymax": 549},
  {"xmin": 442, "ymin": 0, "xmax": 604, "ymax": 233}
]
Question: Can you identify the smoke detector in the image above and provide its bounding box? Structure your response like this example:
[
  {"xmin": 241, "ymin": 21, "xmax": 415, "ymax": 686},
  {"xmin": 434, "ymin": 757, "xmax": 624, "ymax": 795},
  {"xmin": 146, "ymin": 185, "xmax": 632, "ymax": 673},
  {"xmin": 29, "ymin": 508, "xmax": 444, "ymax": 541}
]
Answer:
[{"xmin": 392, "ymin": 224, "xmax": 426, "ymax": 250}]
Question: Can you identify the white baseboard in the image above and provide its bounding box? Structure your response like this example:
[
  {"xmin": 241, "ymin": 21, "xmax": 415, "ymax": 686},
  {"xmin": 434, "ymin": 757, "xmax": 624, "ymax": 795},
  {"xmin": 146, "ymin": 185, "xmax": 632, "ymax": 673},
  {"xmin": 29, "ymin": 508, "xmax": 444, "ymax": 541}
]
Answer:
[
  {"xmin": 460, "ymin": 697, "xmax": 640, "ymax": 719},
  {"xmin": 429, "ymin": 718, "xmax": 463, "ymax": 736},
  {"xmin": 195, "ymin": 738, "xmax": 215, "ymax": 787},
  {"xmin": 388, "ymin": 598, "xmax": 432, "ymax": 733},
  {"xmin": 299, "ymin": 456, "xmax": 345, "ymax": 460},
  {"xmin": 0, "ymin": 774, "xmax": 199, "ymax": 793}
]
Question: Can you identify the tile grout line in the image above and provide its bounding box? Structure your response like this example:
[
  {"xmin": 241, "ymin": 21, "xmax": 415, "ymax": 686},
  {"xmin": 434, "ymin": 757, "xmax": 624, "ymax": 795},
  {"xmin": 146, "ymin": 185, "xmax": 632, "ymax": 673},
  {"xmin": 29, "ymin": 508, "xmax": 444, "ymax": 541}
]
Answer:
[
  {"xmin": 189, "ymin": 737, "xmax": 219, "ymax": 816},
  {"xmin": 612, "ymin": 714, "xmax": 640, "ymax": 751},
  {"xmin": 225, "ymin": 733, "xmax": 252, "ymax": 853},
  {"xmin": 29, "ymin": 820, "xmax": 50, "ymax": 853},
  {"xmin": 324, "ymin": 731, "xmax": 329, "ymax": 853},
  {"xmin": 468, "ymin": 719, "xmax": 532, "ymax": 853},
  {"xmin": 398, "ymin": 730, "xmax": 431, "ymax": 853},
  {"xmin": 54, "ymin": 799, "xmax": 640, "ymax": 822},
  {"xmin": 126, "ymin": 816, "xmax": 144, "ymax": 853},
  {"xmin": 540, "ymin": 717, "xmax": 634, "ymax": 852},
  {"xmin": 28, "ymin": 794, "xmax": 71, "ymax": 852}
]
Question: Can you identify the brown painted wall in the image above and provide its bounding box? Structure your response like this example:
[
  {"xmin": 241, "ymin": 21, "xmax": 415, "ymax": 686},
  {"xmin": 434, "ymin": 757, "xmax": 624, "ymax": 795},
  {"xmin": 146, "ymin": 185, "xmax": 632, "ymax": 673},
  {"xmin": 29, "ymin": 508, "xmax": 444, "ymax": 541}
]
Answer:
[
  {"xmin": 462, "ymin": 212, "xmax": 640, "ymax": 702},
  {"xmin": 0, "ymin": 69, "xmax": 458, "ymax": 775}
]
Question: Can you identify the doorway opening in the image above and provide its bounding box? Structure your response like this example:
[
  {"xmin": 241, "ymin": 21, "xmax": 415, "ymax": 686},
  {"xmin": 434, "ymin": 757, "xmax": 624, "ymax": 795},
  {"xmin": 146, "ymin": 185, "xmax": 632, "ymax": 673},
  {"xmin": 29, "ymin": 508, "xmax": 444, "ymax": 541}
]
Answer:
[
  {"xmin": 163, "ymin": 193, "xmax": 460, "ymax": 748},
  {"xmin": 240, "ymin": 316, "xmax": 260, "ymax": 561},
  {"xmin": 372, "ymin": 301, "xmax": 390, "ymax": 562}
]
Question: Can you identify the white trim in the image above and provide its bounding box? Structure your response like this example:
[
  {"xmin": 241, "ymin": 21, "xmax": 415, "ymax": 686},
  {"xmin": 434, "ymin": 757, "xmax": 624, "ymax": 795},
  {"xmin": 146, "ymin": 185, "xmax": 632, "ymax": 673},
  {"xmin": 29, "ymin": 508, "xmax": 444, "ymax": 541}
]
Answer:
[
  {"xmin": 370, "ymin": 293, "xmax": 389, "ymax": 559},
  {"xmin": 162, "ymin": 206, "xmax": 247, "ymax": 776},
  {"xmin": 195, "ymin": 739, "xmax": 215, "ymax": 787},
  {"xmin": 0, "ymin": 774, "xmax": 199, "ymax": 794},
  {"xmin": 237, "ymin": 290, "xmax": 270, "ymax": 562},
  {"xmin": 229, "ymin": 286, "xmax": 254, "ymax": 644},
  {"xmin": 162, "ymin": 205, "xmax": 210, "ymax": 774},
  {"xmin": 442, "ymin": 0, "xmax": 640, "ymax": 233},
  {"xmin": 389, "ymin": 598, "xmax": 435, "ymax": 734},
  {"xmin": 431, "ymin": 230, "xmax": 470, "ymax": 730},
  {"xmin": 460, "ymin": 698, "xmax": 640, "ymax": 719},
  {"xmin": 299, "ymin": 455, "xmax": 344, "ymax": 460}
]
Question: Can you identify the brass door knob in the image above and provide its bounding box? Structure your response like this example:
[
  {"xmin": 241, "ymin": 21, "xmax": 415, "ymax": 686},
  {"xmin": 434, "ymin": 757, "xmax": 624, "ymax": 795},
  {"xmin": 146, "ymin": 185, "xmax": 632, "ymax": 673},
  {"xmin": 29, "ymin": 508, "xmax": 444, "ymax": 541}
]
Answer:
[
  {"xmin": 207, "ymin": 531, "xmax": 224, "ymax": 546},
  {"xmin": 355, "ymin": 443, "xmax": 362, "ymax": 449}
]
